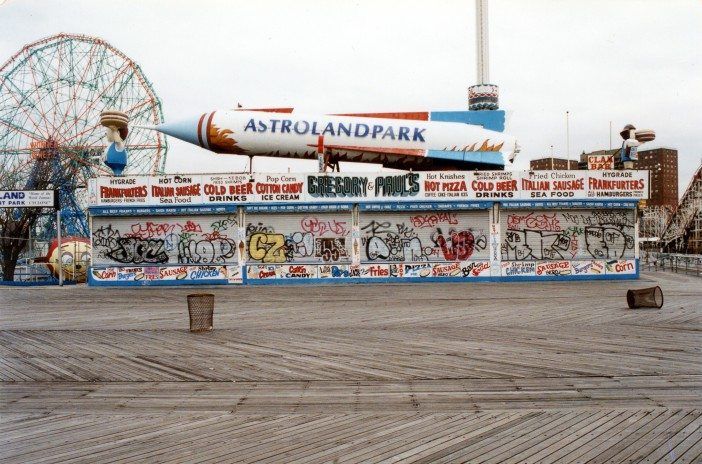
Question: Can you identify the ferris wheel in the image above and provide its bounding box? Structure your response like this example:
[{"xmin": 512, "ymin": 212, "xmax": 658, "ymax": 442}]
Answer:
[{"xmin": 0, "ymin": 33, "xmax": 167, "ymax": 236}]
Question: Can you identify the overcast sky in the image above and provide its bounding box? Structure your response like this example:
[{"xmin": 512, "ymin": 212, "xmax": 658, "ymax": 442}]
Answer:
[{"xmin": 1, "ymin": 0, "xmax": 700, "ymax": 194}]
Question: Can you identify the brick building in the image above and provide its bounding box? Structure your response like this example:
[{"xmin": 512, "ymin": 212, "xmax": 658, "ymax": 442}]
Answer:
[
  {"xmin": 529, "ymin": 157, "xmax": 579, "ymax": 170},
  {"xmin": 636, "ymin": 148, "xmax": 678, "ymax": 209}
]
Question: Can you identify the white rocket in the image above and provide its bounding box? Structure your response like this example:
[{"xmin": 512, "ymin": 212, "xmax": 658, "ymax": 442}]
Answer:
[{"xmin": 147, "ymin": 108, "xmax": 517, "ymax": 170}]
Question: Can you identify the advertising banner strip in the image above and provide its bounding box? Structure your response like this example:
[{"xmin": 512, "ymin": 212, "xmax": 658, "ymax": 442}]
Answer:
[
  {"xmin": 91, "ymin": 265, "xmax": 241, "ymax": 283},
  {"xmin": 88, "ymin": 205, "xmax": 238, "ymax": 216},
  {"xmin": 88, "ymin": 170, "xmax": 649, "ymax": 207},
  {"xmin": 499, "ymin": 200, "xmax": 638, "ymax": 209},
  {"xmin": 245, "ymin": 203, "xmax": 353, "ymax": 213},
  {"xmin": 358, "ymin": 201, "xmax": 493, "ymax": 211},
  {"xmin": 91, "ymin": 260, "xmax": 637, "ymax": 284}
]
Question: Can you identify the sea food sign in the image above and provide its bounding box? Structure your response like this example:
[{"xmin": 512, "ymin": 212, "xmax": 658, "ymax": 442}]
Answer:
[
  {"xmin": 88, "ymin": 170, "xmax": 649, "ymax": 206},
  {"xmin": 0, "ymin": 190, "xmax": 55, "ymax": 208}
]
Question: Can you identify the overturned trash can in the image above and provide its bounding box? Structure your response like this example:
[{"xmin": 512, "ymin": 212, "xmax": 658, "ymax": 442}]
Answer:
[
  {"xmin": 187, "ymin": 293, "xmax": 214, "ymax": 332},
  {"xmin": 627, "ymin": 286, "xmax": 664, "ymax": 309}
]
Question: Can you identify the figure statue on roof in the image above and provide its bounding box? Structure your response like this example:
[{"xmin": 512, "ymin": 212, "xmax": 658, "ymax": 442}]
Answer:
[{"xmin": 100, "ymin": 109, "xmax": 129, "ymax": 175}]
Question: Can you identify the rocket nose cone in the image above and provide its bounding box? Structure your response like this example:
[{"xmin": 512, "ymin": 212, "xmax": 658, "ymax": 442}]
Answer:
[{"xmin": 153, "ymin": 113, "xmax": 211, "ymax": 148}]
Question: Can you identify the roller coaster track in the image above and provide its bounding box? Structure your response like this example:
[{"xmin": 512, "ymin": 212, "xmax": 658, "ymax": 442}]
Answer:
[{"xmin": 660, "ymin": 163, "xmax": 702, "ymax": 253}]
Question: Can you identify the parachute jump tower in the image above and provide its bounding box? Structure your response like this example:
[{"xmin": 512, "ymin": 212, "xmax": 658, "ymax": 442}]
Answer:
[{"xmin": 469, "ymin": 0, "xmax": 499, "ymax": 111}]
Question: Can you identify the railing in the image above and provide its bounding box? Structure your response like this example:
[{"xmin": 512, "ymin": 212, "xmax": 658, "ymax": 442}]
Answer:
[
  {"xmin": 1, "ymin": 260, "xmax": 90, "ymax": 285},
  {"xmin": 0, "ymin": 263, "xmax": 57, "ymax": 285},
  {"xmin": 640, "ymin": 252, "xmax": 702, "ymax": 276}
]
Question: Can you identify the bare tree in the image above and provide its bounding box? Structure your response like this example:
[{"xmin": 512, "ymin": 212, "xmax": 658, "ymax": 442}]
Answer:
[{"xmin": 0, "ymin": 159, "xmax": 53, "ymax": 281}]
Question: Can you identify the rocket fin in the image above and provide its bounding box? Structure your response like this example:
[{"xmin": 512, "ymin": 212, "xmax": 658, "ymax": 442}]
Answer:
[{"xmin": 430, "ymin": 110, "xmax": 505, "ymax": 132}]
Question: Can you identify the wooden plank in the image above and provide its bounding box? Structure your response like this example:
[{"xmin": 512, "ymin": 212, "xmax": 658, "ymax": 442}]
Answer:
[
  {"xmin": 0, "ymin": 271, "xmax": 700, "ymax": 462},
  {"xmin": 636, "ymin": 412, "xmax": 702, "ymax": 463}
]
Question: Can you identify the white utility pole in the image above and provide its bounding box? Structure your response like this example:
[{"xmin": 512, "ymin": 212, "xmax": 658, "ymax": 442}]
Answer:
[
  {"xmin": 566, "ymin": 110, "xmax": 571, "ymax": 167},
  {"xmin": 56, "ymin": 210, "xmax": 63, "ymax": 286}
]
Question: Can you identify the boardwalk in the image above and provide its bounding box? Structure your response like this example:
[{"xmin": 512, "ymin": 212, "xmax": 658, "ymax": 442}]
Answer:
[{"xmin": 1, "ymin": 271, "xmax": 701, "ymax": 463}]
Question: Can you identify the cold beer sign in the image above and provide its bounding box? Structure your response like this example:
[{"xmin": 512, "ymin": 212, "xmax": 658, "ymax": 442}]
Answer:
[{"xmin": 0, "ymin": 190, "xmax": 55, "ymax": 208}]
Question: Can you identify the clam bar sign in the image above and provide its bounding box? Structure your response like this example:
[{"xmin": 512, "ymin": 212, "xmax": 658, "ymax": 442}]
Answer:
[
  {"xmin": 0, "ymin": 190, "xmax": 55, "ymax": 208},
  {"xmin": 87, "ymin": 170, "xmax": 649, "ymax": 206},
  {"xmin": 588, "ymin": 155, "xmax": 614, "ymax": 170}
]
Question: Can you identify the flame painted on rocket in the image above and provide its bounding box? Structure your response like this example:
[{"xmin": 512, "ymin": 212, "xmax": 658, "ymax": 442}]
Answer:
[{"xmin": 144, "ymin": 109, "xmax": 517, "ymax": 170}]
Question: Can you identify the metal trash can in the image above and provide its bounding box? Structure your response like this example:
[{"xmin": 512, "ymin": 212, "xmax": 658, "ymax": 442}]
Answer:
[
  {"xmin": 626, "ymin": 286, "xmax": 663, "ymax": 309},
  {"xmin": 187, "ymin": 293, "xmax": 214, "ymax": 332}
]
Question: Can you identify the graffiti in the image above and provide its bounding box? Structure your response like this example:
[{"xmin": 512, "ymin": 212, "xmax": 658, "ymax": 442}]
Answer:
[
  {"xmin": 93, "ymin": 225, "xmax": 121, "ymax": 253},
  {"xmin": 562, "ymin": 211, "xmax": 633, "ymax": 227},
  {"xmin": 92, "ymin": 208, "xmax": 640, "ymax": 284},
  {"xmin": 127, "ymin": 222, "xmax": 177, "ymax": 239},
  {"xmin": 182, "ymin": 221, "xmax": 203, "ymax": 232},
  {"xmin": 300, "ymin": 217, "xmax": 349, "ymax": 236},
  {"xmin": 507, "ymin": 212, "xmax": 561, "ymax": 231},
  {"xmin": 246, "ymin": 222, "xmax": 273, "ymax": 235},
  {"xmin": 361, "ymin": 214, "xmax": 487, "ymax": 262},
  {"xmin": 503, "ymin": 210, "xmax": 634, "ymax": 261},
  {"xmin": 315, "ymin": 238, "xmax": 348, "ymax": 262},
  {"xmin": 585, "ymin": 226, "xmax": 635, "ymax": 259},
  {"xmin": 360, "ymin": 216, "xmax": 487, "ymax": 263},
  {"xmin": 178, "ymin": 235, "xmax": 237, "ymax": 264},
  {"xmin": 502, "ymin": 230, "xmax": 569, "ymax": 261},
  {"xmin": 435, "ymin": 228, "xmax": 476, "ymax": 261},
  {"xmin": 105, "ymin": 237, "xmax": 169, "ymax": 264},
  {"xmin": 210, "ymin": 216, "xmax": 238, "ymax": 232},
  {"xmin": 248, "ymin": 233, "xmax": 287, "ymax": 263},
  {"xmin": 246, "ymin": 215, "xmax": 352, "ymax": 264},
  {"xmin": 365, "ymin": 234, "xmax": 424, "ymax": 261},
  {"xmin": 410, "ymin": 213, "xmax": 458, "ymax": 229},
  {"xmin": 93, "ymin": 215, "xmax": 241, "ymax": 266},
  {"xmin": 286, "ymin": 232, "xmax": 315, "ymax": 258}
]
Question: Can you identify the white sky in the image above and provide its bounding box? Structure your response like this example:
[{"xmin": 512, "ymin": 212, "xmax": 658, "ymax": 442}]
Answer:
[{"xmin": 1, "ymin": 0, "xmax": 700, "ymax": 195}]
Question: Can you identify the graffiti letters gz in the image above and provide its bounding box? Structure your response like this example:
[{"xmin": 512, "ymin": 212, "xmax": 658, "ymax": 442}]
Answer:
[{"xmin": 246, "ymin": 216, "xmax": 350, "ymax": 264}]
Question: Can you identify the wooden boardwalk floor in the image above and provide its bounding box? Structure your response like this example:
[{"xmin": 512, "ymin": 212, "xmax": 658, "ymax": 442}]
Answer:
[{"xmin": 1, "ymin": 271, "xmax": 700, "ymax": 463}]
